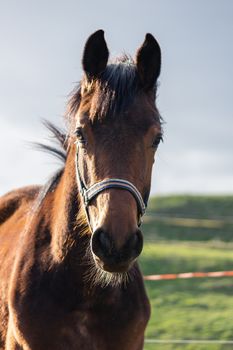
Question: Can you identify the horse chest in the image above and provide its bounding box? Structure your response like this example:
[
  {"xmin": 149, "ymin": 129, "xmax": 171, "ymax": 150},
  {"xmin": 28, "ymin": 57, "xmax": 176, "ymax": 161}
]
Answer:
[
  {"xmin": 11, "ymin": 283, "xmax": 149, "ymax": 350},
  {"xmin": 59, "ymin": 300, "xmax": 147, "ymax": 350}
]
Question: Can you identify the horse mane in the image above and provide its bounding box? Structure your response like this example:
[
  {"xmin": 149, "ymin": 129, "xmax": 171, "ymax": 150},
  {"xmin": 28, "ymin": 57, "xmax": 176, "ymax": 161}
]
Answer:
[
  {"xmin": 35, "ymin": 55, "xmax": 159, "ymax": 164},
  {"xmin": 34, "ymin": 120, "xmax": 68, "ymax": 163},
  {"xmin": 31, "ymin": 121, "xmax": 68, "ymax": 211},
  {"xmin": 66, "ymin": 55, "xmax": 159, "ymax": 128}
]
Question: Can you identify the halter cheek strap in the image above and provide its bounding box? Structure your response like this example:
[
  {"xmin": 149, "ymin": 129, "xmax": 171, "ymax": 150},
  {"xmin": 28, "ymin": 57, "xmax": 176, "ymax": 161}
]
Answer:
[{"xmin": 75, "ymin": 145, "xmax": 146, "ymax": 228}]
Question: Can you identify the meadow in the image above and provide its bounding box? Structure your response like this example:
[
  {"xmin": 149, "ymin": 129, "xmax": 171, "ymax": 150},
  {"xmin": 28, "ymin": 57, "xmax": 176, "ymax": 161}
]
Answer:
[{"xmin": 139, "ymin": 196, "xmax": 233, "ymax": 350}]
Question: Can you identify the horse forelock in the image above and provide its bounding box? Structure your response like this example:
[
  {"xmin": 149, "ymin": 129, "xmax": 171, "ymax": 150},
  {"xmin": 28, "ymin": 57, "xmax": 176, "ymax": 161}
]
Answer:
[{"xmin": 66, "ymin": 54, "xmax": 159, "ymax": 128}]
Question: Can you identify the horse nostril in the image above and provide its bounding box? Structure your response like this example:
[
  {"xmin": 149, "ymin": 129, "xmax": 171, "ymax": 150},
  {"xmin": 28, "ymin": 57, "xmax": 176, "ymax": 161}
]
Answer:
[
  {"xmin": 92, "ymin": 228, "xmax": 112, "ymax": 259},
  {"xmin": 127, "ymin": 230, "xmax": 143, "ymax": 258},
  {"xmin": 92, "ymin": 228, "xmax": 143, "ymax": 268}
]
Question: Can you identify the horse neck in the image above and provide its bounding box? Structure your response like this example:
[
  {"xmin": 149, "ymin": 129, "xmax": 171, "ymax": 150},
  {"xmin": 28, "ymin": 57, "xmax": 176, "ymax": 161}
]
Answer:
[{"xmin": 49, "ymin": 146, "xmax": 89, "ymax": 266}]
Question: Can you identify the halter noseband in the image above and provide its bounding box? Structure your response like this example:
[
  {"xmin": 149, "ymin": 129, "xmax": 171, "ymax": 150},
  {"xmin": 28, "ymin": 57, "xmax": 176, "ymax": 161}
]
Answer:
[{"xmin": 75, "ymin": 145, "xmax": 146, "ymax": 228}]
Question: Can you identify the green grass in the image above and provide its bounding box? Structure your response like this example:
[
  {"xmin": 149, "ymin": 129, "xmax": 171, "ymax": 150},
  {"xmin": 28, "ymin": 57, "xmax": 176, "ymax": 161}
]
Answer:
[
  {"xmin": 140, "ymin": 241, "xmax": 233, "ymax": 350},
  {"xmin": 143, "ymin": 219, "xmax": 233, "ymax": 242},
  {"xmin": 148, "ymin": 195, "xmax": 233, "ymax": 219},
  {"xmin": 142, "ymin": 195, "xmax": 233, "ymax": 242},
  {"xmin": 138, "ymin": 195, "xmax": 233, "ymax": 350}
]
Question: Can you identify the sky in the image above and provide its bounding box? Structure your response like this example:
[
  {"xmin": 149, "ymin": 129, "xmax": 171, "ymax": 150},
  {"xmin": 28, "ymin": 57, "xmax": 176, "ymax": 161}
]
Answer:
[{"xmin": 0, "ymin": 0, "xmax": 233, "ymax": 196}]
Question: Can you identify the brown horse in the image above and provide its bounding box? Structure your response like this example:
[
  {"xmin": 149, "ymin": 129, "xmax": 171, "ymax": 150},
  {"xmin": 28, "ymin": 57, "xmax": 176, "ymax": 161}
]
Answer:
[{"xmin": 0, "ymin": 30, "xmax": 162, "ymax": 350}]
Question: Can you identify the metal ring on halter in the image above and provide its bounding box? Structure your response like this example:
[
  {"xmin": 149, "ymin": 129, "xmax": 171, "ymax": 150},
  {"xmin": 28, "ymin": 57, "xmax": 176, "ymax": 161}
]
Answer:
[{"xmin": 75, "ymin": 145, "xmax": 147, "ymax": 227}]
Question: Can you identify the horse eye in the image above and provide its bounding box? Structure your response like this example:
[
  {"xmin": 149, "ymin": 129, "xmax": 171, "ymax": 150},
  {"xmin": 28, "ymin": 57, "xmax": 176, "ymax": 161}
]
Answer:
[
  {"xmin": 75, "ymin": 128, "xmax": 86, "ymax": 144},
  {"xmin": 152, "ymin": 134, "xmax": 163, "ymax": 148}
]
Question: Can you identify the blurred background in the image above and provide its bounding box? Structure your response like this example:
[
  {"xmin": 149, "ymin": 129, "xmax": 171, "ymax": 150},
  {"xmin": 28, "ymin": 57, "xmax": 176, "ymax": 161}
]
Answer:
[
  {"xmin": 1, "ymin": 1, "xmax": 233, "ymax": 349},
  {"xmin": 1, "ymin": 0, "xmax": 233, "ymax": 195}
]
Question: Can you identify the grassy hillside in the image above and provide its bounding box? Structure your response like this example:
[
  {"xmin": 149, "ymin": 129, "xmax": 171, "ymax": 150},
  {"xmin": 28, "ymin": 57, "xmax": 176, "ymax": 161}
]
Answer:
[
  {"xmin": 142, "ymin": 195, "xmax": 233, "ymax": 242},
  {"xmin": 139, "ymin": 195, "xmax": 233, "ymax": 349},
  {"xmin": 147, "ymin": 195, "xmax": 233, "ymax": 218}
]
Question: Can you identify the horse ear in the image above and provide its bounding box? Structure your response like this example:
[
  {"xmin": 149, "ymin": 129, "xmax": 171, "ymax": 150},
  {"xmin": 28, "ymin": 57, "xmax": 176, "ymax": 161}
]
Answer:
[
  {"xmin": 136, "ymin": 33, "xmax": 161, "ymax": 90},
  {"xmin": 82, "ymin": 30, "xmax": 109, "ymax": 79}
]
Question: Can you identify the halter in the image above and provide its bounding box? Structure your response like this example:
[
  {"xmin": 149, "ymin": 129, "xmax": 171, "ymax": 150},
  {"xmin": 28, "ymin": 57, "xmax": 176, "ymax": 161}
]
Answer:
[{"xmin": 75, "ymin": 145, "xmax": 146, "ymax": 228}]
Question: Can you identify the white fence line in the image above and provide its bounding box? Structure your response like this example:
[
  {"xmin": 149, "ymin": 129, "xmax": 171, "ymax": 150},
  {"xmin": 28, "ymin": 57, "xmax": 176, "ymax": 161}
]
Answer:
[{"xmin": 145, "ymin": 339, "xmax": 233, "ymax": 344}]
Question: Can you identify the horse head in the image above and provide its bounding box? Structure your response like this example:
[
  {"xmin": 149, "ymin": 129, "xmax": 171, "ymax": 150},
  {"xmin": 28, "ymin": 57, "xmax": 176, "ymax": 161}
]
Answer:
[{"xmin": 67, "ymin": 30, "xmax": 162, "ymax": 278}]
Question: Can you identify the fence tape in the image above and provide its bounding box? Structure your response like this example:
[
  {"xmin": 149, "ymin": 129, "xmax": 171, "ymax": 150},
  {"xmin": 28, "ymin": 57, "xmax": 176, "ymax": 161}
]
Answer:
[{"xmin": 144, "ymin": 270, "xmax": 233, "ymax": 281}]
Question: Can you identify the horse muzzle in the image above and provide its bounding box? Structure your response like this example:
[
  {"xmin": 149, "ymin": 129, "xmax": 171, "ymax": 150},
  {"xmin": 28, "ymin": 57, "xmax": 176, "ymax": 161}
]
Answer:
[{"xmin": 91, "ymin": 227, "xmax": 143, "ymax": 273}]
